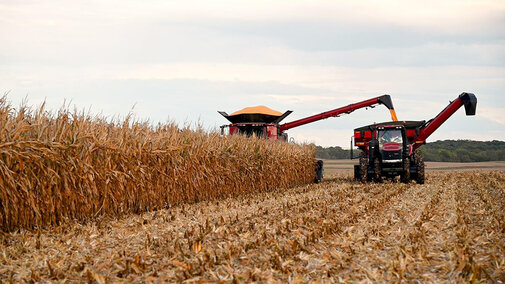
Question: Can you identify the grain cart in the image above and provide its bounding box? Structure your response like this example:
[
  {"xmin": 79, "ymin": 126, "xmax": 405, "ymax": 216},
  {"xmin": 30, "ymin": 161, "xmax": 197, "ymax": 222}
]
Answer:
[
  {"xmin": 219, "ymin": 95, "xmax": 399, "ymax": 182},
  {"xmin": 353, "ymin": 92, "xmax": 477, "ymax": 184}
]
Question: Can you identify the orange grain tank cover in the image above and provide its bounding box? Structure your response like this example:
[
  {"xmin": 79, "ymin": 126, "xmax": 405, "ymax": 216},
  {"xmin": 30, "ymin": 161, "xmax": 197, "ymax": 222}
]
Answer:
[{"xmin": 230, "ymin": 106, "xmax": 282, "ymax": 116}]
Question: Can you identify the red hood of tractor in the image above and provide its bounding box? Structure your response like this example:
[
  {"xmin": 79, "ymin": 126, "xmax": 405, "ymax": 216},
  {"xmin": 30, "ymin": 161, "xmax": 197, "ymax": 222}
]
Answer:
[{"xmin": 383, "ymin": 142, "xmax": 402, "ymax": 151}]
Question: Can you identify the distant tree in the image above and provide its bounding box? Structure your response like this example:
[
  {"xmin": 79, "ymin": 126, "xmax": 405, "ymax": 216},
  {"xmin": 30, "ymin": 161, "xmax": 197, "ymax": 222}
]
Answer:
[
  {"xmin": 315, "ymin": 146, "xmax": 350, "ymax": 159},
  {"xmin": 420, "ymin": 140, "xmax": 505, "ymax": 162}
]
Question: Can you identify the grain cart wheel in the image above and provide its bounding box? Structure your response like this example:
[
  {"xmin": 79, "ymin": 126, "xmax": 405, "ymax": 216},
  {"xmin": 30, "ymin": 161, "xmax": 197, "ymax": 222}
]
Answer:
[
  {"xmin": 314, "ymin": 160, "xmax": 323, "ymax": 183},
  {"xmin": 414, "ymin": 150, "xmax": 425, "ymax": 184},
  {"xmin": 373, "ymin": 158, "xmax": 382, "ymax": 182},
  {"xmin": 359, "ymin": 152, "xmax": 368, "ymax": 183},
  {"xmin": 400, "ymin": 158, "xmax": 410, "ymax": 183},
  {"xmin": 354, "ymin": 165, "xmax": 360, "ymax": 181}
]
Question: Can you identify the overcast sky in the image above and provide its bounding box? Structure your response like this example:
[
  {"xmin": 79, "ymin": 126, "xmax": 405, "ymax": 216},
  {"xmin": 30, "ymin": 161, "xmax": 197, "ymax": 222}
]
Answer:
[{"xmin": 1, "ymin": 0, "xmax": 504, "ymax": 147}]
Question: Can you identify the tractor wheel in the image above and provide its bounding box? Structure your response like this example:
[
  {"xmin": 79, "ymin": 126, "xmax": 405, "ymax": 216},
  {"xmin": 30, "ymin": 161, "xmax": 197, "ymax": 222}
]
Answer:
[
  {"xmin": 400, "ymin": 157, "xmax": 410, "ymax": 183},
  {"xmin": 354, "ymin": 165, "xmax": 360, "ymax": 181},
  {"xmin": 359, "ymin": 152, "xmax": 368, "ymax": 183},
  {"xmin": 373, "ymin": 158, "xmax": 382, "ymax": 182},
  {"xmin": 414, "ymin": 150, "xmax": 425, "ymax": 184}
]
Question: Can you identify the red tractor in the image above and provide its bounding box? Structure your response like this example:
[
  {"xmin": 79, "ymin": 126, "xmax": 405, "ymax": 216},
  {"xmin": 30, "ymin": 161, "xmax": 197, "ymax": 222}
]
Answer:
[
  {"xmin": 353, "ymin": 92, "xmax": 477, "ymax": 184},
  {"xmin": 219, "ymin": 95, "xmax": 399, "ymax": 182}
]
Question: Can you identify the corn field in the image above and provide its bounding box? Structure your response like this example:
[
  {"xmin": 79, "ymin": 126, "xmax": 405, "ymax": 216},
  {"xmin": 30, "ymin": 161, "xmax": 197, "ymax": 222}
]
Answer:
[{"xmin": 0, "ymin": 97, "xmax": 315, "ymax": 231}]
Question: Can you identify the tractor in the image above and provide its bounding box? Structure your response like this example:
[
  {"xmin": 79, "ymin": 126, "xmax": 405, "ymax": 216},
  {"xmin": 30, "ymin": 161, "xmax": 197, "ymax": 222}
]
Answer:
[{"xmin": 353, "ymin": 92, "xmax": 477, "ymax": 184}]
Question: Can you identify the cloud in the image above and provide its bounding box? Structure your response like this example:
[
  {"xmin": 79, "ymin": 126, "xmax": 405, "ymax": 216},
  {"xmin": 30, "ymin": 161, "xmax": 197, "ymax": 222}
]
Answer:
[
  {"xmin": 478, "ymin": 107, "xmax": 505, "ymax": 125},
  {"xmin": 2, "ymin": 0, "xmax": 504, "ymax": 67},
  {"xmin": 263, "ymin": 94, "xmax": 335, "ymax": 104}
]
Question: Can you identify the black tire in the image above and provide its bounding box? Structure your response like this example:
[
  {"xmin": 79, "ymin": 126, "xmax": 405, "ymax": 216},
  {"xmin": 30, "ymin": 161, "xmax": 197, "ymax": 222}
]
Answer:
[
  {"xmin": 314, "ymin": 160, "xmax": 323, "ymax": 183},
  {"xmin": 400, "ymin": 157, "xmax": 410, "ymax": 183},
  {"xmin": 354, "ymin": 165, "xmax": 360, "ymax": 181},
  {"xmin": 373, "ymin": 158, "xmax": 382, "ymax": 182},
  {"xmin": 414, "ymin": 150, "xmax": 425, "ymax": 184},
  {"xmin": 359, "ymin": 152, "xmax": 368, "ymax": 183}
]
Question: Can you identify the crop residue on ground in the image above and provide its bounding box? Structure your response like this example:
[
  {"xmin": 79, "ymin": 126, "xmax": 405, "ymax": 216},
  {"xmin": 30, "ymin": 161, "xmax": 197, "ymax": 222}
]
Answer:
[{"xmin": 0, "ymin": 171, "xmax": 503, "ymax": 282}]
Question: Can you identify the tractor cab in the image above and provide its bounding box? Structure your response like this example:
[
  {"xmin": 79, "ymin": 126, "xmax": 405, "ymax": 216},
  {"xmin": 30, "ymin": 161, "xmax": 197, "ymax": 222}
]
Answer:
[
  {"xmin": 353, "ymin": 120, "xmax": 426, "ymax": 183},
  {"xmin": 377, "ymin": 126, "xmax": 406, "ymax": 164}
]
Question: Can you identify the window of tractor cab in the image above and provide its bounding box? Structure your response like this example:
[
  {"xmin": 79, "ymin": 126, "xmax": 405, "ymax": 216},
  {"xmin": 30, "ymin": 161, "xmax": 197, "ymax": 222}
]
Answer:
[{"xmin": 378, "ymin": 129, "xmax": 403, "ymax": 148}]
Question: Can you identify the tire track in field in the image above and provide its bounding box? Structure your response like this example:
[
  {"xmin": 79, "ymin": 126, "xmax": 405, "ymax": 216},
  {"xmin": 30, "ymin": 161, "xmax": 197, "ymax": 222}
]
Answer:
[
  {"xmin": 469, "ymin": 172, "xmax": 505, "ymax": 234},
  {"xmin": 252, "ymin": 179, "xmax": 411, "ymax": 281},
  {"xmin": 398, "ymin": 178, "xmax": 456, "ymax": 281},
  {"xmin": 453, "ymin": 175, "xmax": 505, "ymax": 282},
  {"xmin": 299, "ymin": 180, "xmax": 442, "ymax": 281}
]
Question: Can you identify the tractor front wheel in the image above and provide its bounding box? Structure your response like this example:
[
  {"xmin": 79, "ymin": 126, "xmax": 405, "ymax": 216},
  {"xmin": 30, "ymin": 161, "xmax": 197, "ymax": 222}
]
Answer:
[
  {"xmin": 400, "ymin": 158, "xmax": 410, "ymax": 183},
  {"xmin": 414, "ymin": 150, "xmax": 425, "ymax": 184},
  {"xmin": 373, "ymin": 158, "xmax": 382, "ymax": 182},
  {"xmin": 359, "ymin": 152, "xmax": 368, "ymax": 183}
]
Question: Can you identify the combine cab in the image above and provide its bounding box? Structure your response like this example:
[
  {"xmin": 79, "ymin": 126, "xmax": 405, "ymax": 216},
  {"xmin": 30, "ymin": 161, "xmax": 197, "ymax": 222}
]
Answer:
[
  {"xmin": 353, "ymin": 92, "xmax": 477, "ymax": 184},
  {"xmin": 220, "ymin": 95, "xmax": 399, "ymax": 183}
]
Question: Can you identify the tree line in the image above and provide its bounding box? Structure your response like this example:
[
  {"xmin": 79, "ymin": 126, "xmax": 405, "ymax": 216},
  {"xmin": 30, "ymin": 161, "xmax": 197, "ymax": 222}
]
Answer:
[{"xmin": 315, "ymin": 140, "xmax": 505, "ymax": 162}]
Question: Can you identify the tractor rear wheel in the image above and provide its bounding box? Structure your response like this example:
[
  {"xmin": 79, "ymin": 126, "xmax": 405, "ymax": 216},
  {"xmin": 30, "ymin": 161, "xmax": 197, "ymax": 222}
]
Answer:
[
  {"xmin": 373, "ymin": 158, "xmax": 382, "ymax": 182},
  {"xmin": 400, "ymin": 157, "xmax": 410, "ymax": 183},
  {"xmin": 359, "ymin": 152, "xmax": 368, "ymax": 183},
  {"xmin": 414, "ymin": 150, "xmax": 425, "ymax": 184}
]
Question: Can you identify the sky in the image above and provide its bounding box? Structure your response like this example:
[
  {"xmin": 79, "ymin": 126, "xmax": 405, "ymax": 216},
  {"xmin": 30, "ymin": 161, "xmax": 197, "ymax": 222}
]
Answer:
[{"xmin": 1, "ymin": 0, "xmax": 504, "ymax": 147}]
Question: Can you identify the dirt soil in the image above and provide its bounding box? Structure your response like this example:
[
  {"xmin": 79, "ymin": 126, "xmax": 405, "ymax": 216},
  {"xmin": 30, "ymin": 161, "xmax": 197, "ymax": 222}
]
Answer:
[{"xmin": 0, "ymin": 171, "xmax": 504, "ymax": 282}]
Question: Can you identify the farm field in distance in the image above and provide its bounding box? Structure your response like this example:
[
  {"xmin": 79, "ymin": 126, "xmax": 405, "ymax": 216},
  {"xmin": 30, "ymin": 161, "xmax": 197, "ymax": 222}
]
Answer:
[
  {"xmin": 1, "ymin": 171, "xmax": 504, "ymax": 282},
  {"xmin": 323, "ymin": 159, "xmax": 505, "ymax": 175}
]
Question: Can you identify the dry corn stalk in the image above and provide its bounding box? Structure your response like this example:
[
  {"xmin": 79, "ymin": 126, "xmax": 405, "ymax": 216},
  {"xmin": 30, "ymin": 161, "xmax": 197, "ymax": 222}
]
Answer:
[{"xmin": 0, "ymin": 96, "xmax": 315, "ymax": 231}]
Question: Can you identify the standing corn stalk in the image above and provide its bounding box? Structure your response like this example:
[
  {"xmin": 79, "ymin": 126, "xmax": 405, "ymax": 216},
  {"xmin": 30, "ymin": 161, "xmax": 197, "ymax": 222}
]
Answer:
[{"xmin": 0, "ymin": 97, "xmax": 315, "ymax": 231}]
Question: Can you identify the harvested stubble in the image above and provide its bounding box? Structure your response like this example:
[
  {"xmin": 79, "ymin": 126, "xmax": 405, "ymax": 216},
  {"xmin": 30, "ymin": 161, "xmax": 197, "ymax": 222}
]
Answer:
[
  {"xmin": 0, "ymin": 171, "xmax": 503, "ymax": 282},
  {"xmin": 0, "ymin": 97, "xmax": 315, "ymax": 231}
]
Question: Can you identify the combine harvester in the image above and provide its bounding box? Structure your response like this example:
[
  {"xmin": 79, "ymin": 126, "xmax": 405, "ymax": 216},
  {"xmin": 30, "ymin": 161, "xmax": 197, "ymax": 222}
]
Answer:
[
  {"xmin": 219, "ymin": 95, "xmax": 398, "ymax": 182},
  {"xmin": 353, "ymin": 92, "xmax": 477, "ymax": 184}
]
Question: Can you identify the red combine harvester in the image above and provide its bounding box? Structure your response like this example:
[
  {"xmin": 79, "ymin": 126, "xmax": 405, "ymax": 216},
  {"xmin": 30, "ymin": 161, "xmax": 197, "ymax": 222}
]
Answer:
[
  {"xmin": 353, "ymin": 92, "xmax": 477, "ymax": 184},
  {"xmin": 219, "ymin": 95, "xmax": 399, "ymax": 182}
]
